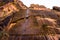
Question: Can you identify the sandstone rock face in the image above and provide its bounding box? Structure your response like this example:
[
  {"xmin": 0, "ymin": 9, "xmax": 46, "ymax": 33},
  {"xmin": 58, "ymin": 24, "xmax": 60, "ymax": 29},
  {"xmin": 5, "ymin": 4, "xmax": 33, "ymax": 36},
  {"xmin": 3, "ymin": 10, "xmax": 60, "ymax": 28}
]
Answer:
[
  {"xmin": 29, "ymin": 4, "xmax": 47, "ymax": 10},
  {"xmin": 8, "ymin": 9, "xmax": 60, "ymax": 40},
  {"xmin": 0, "ymin": 0, "xmax": 60, "ymax": 40},
  {"xmin": 17, "ymin": 1, "xmax": 27, "ymax": 9},
  {"xmin": 0, "ymin": 3, "xmax": 19, "ymax": 17},
  {"xmin": 30, "ymin": 4, "xmax": 46, "ymax": 8},
  {"xmin": 0, "ymin": 0, "xmax": 27, "ymax": 19},
  {"xmin": 0, "ymin": 0, "xmax": 27, "ymax": 30}
]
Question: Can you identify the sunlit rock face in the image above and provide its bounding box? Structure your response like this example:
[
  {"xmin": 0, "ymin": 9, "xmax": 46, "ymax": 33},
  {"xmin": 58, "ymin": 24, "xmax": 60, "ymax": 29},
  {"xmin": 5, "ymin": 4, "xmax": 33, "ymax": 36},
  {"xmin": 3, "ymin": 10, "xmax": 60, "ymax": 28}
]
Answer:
[
  {"xmin": 0, "ymin": 0, "xmax": 27, "ymax": 19},
  {"xmin": 29, "ymin": 4, "xmax": 47, "ymax": 11},
  {"xmin": 9, "ymin": 8, "xmax": 59, "ymax": 34},
  {"xmin": 0, "ymin": 0, "xmax": 27, "ymax": 31},
  {"xmin": 0, "ymin": 0, "xmax": 60, "ymax": 40},
  {"xmin": 17, "ymin": 1, "xmax": 27, "ymax": 9},
  {"xmin": 0, "ymin": 3, "xmax": 19, "ymax": 17},
  {"xmin": 8, "ymin": 9, "xmax": 60, "ymax": 40},
  {"xmin": 30, "ymin": 4, "xmax": 46, "ymax": 8},
  {"xmin": 0, "ymin": 3, "xmax": 19, "ymax": 22}
]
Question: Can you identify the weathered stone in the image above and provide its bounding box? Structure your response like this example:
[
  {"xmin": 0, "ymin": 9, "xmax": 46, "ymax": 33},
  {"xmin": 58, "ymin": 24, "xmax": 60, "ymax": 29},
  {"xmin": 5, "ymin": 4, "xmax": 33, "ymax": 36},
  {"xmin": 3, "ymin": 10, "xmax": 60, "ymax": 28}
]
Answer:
[
  {"xmin": 0, "ymin": 0, "xmax": 60, "ymax": 40},
  {"xmin": 29, "ymin": 4, "xmax": 46, "ymax": 10},
  {"xmin": 53, "ymin": 6, "xmax": 60, "ymax": 11}
]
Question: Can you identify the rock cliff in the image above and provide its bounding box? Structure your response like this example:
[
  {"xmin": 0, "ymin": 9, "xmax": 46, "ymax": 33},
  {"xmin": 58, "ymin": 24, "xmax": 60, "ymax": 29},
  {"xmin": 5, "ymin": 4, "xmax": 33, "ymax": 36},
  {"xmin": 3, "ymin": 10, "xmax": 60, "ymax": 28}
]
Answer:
[{"xmin": 0, "ymin": 0, "xmax": 60, "ymax": 40}]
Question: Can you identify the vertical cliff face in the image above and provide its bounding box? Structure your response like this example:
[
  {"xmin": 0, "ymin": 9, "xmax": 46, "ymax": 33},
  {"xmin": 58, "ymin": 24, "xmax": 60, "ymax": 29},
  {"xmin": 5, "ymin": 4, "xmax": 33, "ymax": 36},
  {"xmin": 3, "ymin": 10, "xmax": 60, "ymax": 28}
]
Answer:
[{"xmin": 0, "ymin": 0, "xmax": 60, "ymax": 40}]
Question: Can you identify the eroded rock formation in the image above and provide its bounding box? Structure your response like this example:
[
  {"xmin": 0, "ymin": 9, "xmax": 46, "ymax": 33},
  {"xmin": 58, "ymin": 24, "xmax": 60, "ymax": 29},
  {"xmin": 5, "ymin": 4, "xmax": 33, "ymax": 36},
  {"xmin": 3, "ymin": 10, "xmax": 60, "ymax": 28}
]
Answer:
[
  {"xmin": 0, "ymin": 0, "xmax": 60, "ymax": 40},
  {"xmin": 53, "ymin": 6, "xmax": 60, "ymax": 11}
]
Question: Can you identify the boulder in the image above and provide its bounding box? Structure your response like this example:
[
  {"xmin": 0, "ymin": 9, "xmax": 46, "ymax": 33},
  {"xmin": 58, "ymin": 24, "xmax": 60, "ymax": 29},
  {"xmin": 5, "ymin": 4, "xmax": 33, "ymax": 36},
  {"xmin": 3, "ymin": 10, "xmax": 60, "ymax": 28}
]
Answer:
[{"xmin": 53, "ymin": 6, "xmax": 60, "ymax": 11}]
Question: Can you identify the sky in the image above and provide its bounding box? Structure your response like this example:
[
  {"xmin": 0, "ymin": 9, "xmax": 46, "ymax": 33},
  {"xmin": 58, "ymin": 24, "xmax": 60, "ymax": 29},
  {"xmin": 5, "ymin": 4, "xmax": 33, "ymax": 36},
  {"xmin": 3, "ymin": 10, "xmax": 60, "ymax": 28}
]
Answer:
[{"xmin": 20, "ymin": 0, "xmax": 60, "ymax": 9}]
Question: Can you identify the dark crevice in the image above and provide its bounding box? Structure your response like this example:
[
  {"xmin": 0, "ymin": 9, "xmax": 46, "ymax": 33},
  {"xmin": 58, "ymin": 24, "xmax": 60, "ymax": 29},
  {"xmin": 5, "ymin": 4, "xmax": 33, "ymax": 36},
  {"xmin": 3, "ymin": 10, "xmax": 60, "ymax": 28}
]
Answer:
[
  {"xmin": 59, "ymin": 38, "xmax": 60, "ymax": 40},
  {"xmin": 12, "ymin": 15, "xmax": 39, "ymax": 23},
  {"xmin": 0, "ymin": 15, "xmax": 12, "ymax": 31},
  {"xmin": 12, "ymin": 16, "xmax": 30, "ymax": 23}
]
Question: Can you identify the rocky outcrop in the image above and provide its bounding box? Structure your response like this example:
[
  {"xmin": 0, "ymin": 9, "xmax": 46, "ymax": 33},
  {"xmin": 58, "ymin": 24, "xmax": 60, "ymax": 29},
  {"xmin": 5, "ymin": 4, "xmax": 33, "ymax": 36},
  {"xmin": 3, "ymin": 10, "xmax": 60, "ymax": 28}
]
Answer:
[
  {"xmin": 0, "ymin": 0, "xmax": 27, "ymax": 31},
  {"xmin": 17, "ymin": 1, "xmax": 27, "ymax": 9},
  {"xmin": 30, "ymin": 4, "xmax": 46, "ymax": 8},
  {"xmin": 0, "ymin": 0, "xmax": 27, "ymax": 19},
  {"xmin": 0, "ymin": 3, "xmax": 19, "ymax": 17},
  {"xmin": 53, "ymin": 6, "xmax": 60, "ymax": 11},
  {"xmin": 8, "ymin": 9, "xmax": 60, "ymax": 40},
  {"xmin": 29, "ymin": 4, "xmax": 47, "ymax": 10},
  {"xmin": 29, "ymin": 4, "xmax": 52, "ymax": 12},
  {"xmin": 0, "ymin": 0, "xmax": 60, "ymax": 40}
]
